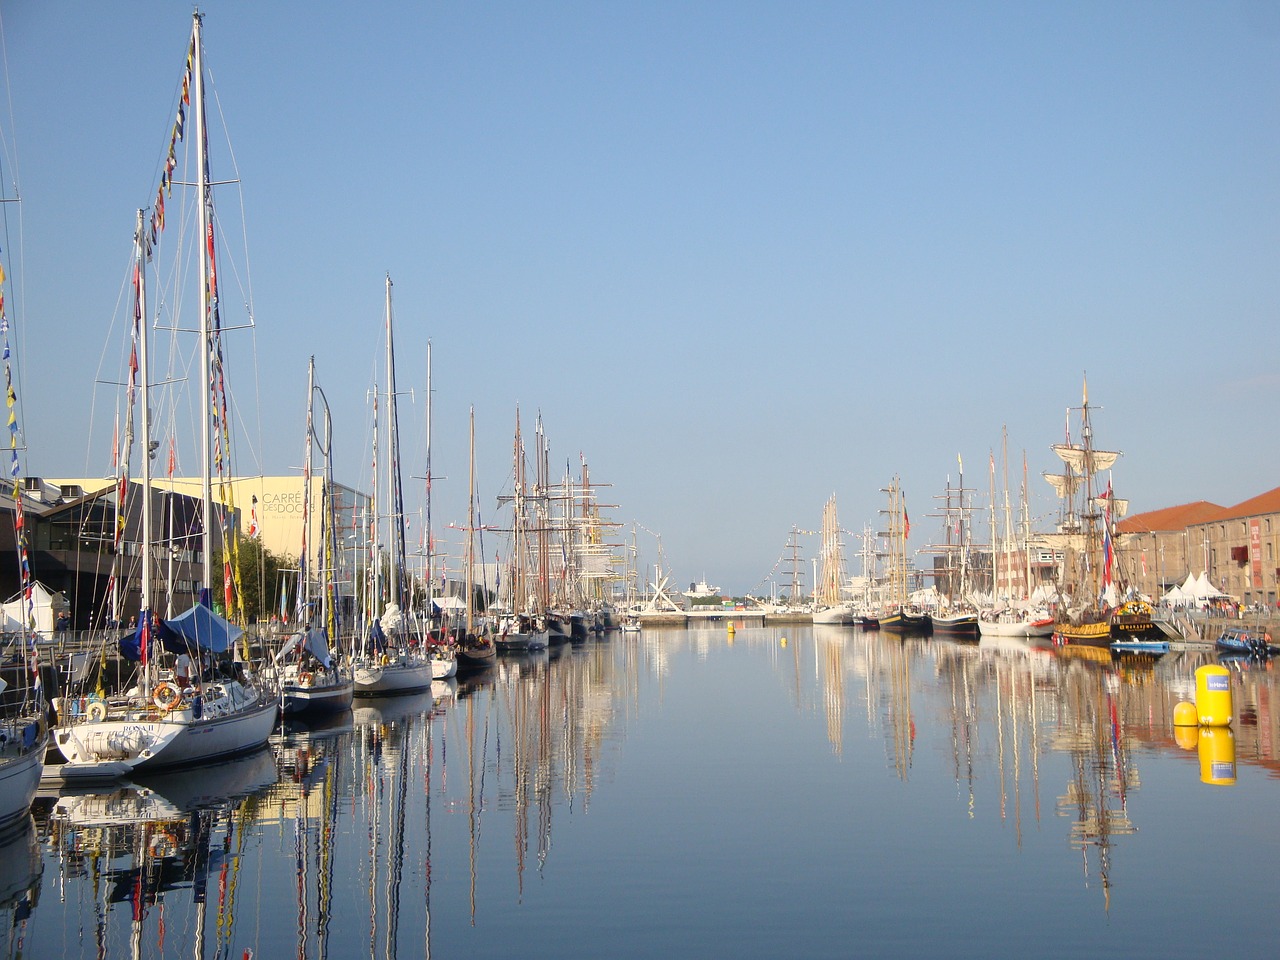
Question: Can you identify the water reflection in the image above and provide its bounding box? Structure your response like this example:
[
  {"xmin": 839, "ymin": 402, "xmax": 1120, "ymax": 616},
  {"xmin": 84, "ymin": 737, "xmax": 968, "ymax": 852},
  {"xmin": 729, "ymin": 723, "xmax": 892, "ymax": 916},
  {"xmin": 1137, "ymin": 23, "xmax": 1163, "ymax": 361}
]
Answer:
[
  {"xmin": 0, "ymin": 820, "xmax": 41, "ymax": 957},
  {"xmin": 18, "ymin": 627, "xmax": 1280, "ymax": 956}
]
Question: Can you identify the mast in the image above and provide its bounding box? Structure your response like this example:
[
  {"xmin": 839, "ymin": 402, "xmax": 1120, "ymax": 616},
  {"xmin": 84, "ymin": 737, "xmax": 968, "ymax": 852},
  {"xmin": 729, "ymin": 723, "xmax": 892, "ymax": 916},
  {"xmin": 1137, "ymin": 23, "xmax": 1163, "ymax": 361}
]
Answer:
[
  {"xmin": 424, "ymin": 340, "xmax": 433, "ymax": 617},
  {"xmin": 193, "ymin": 10, "xmax": 214, "ymax": 597},
  {"xmin": 466, "ymin": 407, "xmax": 476, "ymax": 637},
  {"xmin": 384, "ymin": 273, "xmax": 408, "ymax": 614},
  {"xmin": 135, "ymin": 209, "xmax": 155, "ymax": 691},
  {"xmin": 301, "ymin": 357, "xmax": 316, "ymax": 625}
]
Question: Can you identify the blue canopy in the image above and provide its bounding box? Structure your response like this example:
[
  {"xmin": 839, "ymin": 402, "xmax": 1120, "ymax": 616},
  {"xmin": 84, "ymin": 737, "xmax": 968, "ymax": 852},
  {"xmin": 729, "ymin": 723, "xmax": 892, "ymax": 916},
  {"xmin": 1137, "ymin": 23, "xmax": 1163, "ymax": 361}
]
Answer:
[{"xmin": 158, "ymin": 603, "xmax": 244, "ymax": 655}]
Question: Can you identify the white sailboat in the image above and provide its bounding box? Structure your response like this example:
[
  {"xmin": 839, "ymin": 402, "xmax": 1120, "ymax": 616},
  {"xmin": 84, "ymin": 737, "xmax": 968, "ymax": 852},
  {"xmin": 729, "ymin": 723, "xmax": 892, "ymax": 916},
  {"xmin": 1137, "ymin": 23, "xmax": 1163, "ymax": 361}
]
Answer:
[
  {"xmin": 0, "ymin": 45, "xmax": 47, "ymax": 833},
  {"xmin": 52, "ymin": 14, "xmax": 276, "ymax": 774},
  {"xmin": 271, "ymin": 358, "xmax": 355, "ymax": 717},
  {"xmin": 353, "ymin": 276, "xmax": 434, "ymax": 696},
  {"xmin": 812, "ymin": 494, "xmax": 854, "ymax": 625}
]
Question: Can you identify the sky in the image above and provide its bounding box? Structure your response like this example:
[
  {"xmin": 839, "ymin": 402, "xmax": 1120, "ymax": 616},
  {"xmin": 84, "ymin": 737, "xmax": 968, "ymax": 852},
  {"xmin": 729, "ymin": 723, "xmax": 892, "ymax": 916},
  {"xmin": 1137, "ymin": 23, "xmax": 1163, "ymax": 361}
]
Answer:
[{"xmin": 0, "ymin": 1, "xmax": 1277, "ymax": 596}]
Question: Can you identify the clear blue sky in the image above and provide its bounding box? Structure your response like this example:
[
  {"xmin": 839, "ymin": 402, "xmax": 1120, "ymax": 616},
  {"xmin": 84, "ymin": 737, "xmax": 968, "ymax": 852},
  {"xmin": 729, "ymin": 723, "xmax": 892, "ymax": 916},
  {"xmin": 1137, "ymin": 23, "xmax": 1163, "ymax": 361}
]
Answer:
[{"xmin": 2, "ymin": 1, "xmax": 1278, "ymax": 595}]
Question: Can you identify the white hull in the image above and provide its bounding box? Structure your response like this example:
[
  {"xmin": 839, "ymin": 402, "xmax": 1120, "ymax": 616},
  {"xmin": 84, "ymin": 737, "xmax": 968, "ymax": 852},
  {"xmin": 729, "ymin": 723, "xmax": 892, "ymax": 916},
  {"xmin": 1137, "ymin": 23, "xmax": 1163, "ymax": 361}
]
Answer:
[
  {"xmin": 353, "ymin": 656, "xmax": 435, "ymax": 696},
  {"xmin": 54, "ymin": 683, "xmax": 278, "ymax": 773},
  {"xmin": 430, "ymin": 656, "xmax": 458, "ymax": 679},
  {"xmin": 812, "ymin": 603, "xmax": 854, "ymax": 625},
  {"xmin": 977, "ymin": 618, "xmax": 1055, "ymax": 638},
  {"xmin": 0, "ymin": 724, "xmax": 45, "ymax": 833}
]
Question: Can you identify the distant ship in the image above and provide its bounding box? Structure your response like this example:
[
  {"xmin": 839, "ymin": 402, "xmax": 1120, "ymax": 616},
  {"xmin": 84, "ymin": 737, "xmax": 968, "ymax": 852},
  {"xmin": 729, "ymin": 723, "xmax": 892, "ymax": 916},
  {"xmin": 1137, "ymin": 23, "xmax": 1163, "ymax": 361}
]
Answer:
[{"xmin": 684, "ymin": 578, "xmax": 722, "ymax": 599}]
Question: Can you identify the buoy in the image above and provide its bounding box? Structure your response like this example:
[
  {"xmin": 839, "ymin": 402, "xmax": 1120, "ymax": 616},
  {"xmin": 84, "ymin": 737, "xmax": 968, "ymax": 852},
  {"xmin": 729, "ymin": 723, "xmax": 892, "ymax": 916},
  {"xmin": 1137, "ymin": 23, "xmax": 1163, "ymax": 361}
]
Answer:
[
  {"xmin": 86, "ymin": 698, "xmax": 108, "ymax": 722},
  {"xmin": 1194, "ymin": 665, "xmax": 1233, "ymax": 727},
  {"xmin": 780, "ymin": 637, "xmax": 787, "ymax": 647},
  {"xmin": 1173, "ymin": 700, "xmax": 1199, "ymax": 727},
  {"xmin": 1198, "ymin": 725, "xmax": 1236, "ymax": 785}
]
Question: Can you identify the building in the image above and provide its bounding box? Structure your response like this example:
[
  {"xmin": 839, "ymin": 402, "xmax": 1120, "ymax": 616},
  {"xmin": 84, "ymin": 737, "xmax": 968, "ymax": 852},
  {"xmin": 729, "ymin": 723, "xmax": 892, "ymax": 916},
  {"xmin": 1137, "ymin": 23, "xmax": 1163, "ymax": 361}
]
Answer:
[
  {"xmin": 43, "ymin": 475, "xmax": 372, "ymax": 627},
  {"xmin": 1117, "ymin": 487, "xmax": 1280, "ymax": 608}
]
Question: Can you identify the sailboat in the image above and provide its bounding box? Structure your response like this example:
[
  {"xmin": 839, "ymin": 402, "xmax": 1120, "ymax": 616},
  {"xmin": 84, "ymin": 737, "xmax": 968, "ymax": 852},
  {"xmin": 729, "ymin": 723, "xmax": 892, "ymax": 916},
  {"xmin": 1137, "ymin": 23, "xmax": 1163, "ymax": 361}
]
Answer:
[
  {"xmin": 353, "ymin": 276, "xmax": 435, "ymax": 696},
  {"xmin": 0, "ymin": 225, "xmax": 46, "ymax": 832},
  {"xmin": 811, "ymin": 494, "xmax": 854, "ymax": 625},
  {"xmin": 878, "ymin": 476, "xmax": 931, "ymax": 635},
  {"xmin": 494, "ymin": 408, "xmax": 550, "ymax": 653},
  {"xmin": 52, "ymin": 14, "xmax": 277, "ymax": 773},
  {"xmin": 420, "ymin": 341, "xmax": 458, "ymax": 678},
  {"xmin": 979, "ymin": 439, "xmax": 1054, "ymax": 639},
  {"xmin": 928, "ymin": 459, "xmax": 980, "ymax": 640},
  {"xmin": 272, "ymin": 358, "xmax": 355, "ymax": 717},
  {"xmin": 1040, "ymin": 377, "xmax": 1157, "ymax": 648},
  {"xmin": 456, "ymin": 407, "xmax": 497, "ymax": 671}
]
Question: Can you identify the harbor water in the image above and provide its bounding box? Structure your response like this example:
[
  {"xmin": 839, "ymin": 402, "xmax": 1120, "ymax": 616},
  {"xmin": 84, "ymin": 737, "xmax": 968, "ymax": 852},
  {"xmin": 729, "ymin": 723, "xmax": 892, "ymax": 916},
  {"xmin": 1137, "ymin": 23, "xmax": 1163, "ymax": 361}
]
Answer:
[{"xmin": 7, "ymin": 625, "xmax": 1280, "ymax": 959}]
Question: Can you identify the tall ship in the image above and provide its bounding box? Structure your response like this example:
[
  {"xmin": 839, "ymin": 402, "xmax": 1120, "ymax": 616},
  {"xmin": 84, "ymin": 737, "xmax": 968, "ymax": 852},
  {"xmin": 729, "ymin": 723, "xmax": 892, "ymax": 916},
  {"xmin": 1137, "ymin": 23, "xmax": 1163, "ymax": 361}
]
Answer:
[
  {"xmin": 1039, "ymin": 378, "xmax": 1158, "ymax": 647},
  {"xmin": 878, "ymin": 477, "xmax": 931, "ymax": 635}
]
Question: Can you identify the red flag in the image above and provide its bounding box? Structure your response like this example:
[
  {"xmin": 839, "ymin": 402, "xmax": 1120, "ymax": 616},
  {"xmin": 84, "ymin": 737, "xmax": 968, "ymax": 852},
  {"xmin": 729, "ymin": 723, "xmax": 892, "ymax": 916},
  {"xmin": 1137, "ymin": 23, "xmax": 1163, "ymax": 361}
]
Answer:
[
  {"xmin": 247, "ymin": 495, "xmax": 259, "ymax": 538},
  {"xmin": 224, "ymin": 559, "xmax": 234, "ymax": 613},
  {"xmin": 903, "ymin": 499, "xmax": 911, "ymax": 540}
]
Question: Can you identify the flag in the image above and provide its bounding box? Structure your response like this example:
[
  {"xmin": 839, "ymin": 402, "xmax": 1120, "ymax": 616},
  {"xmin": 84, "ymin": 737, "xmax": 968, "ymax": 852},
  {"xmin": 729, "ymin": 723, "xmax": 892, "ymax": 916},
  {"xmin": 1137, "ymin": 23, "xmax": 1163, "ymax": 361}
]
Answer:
[
  {"xmin": 1141, "ymin": 551, "xmax": 1147, "ymax": 577},
  {"xmin": 224, "ymin": 558, "xmax": 234, "ymax": 614},
  {"xmin": 247, "ymin": 495, "xmax": 260, "ymax": 538},
  {"xmin": 903, "ymin": 498, "xmax": 910, "ymax": 540},
  {"xmin": 1101, "ymin": 480, "xmax": 1114, "ymax": 588}
]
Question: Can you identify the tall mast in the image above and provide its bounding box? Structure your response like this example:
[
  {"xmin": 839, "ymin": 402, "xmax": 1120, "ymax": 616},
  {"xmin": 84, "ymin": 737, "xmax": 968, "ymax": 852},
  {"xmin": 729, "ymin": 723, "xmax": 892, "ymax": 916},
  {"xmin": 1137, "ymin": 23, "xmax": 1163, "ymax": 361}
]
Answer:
[
  {"xmin": 384, "ymin": 273, "xmax": 407, "ymax": 612},
  {"xmin": 193, "ymin": 10, "xmax": 214, "ymax": 596},
  {"xmin": 301, "ymin": 356, "xmax": 316, "ymax": 623},
  {"xmin": 424, "ymin": 340, "xmax": 433, "ymax": 614},
  {"xmin": 466, "ymin": 407, "xmax": 475, "ymax": 636},
  {"xmin": 133, "ymin": 208, "xmax": 155, "ymax": 694}
]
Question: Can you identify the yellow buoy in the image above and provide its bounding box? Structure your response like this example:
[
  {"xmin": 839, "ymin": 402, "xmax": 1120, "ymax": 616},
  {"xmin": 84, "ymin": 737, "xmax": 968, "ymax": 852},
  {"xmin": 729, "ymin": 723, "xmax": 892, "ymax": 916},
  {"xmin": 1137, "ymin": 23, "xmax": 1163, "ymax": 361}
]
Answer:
[
  {"xmin": 780, "ymin": 637, "xmax": 787, "ymax": 647},
  {"xmin": 1197, "ymin": 726, "xmax": 1236, "ymax": 785},
  {"xmin": 1173, "ymin": 700, "xmax": 1199, "ymax": 727},
  {"xmin": 1194, "ymin": 665, "xmax": 1233, "ymax": 727}
]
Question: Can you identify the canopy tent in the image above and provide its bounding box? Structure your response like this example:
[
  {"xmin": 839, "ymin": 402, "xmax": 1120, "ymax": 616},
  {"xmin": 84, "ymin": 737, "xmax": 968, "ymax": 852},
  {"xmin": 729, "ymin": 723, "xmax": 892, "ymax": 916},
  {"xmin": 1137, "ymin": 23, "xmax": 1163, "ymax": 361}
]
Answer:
[
  {"xmin": 274, "ymin": 628, "xmax": 333, "ymax": 669},
  {"xmin": 2, "ymin": 582, "xmax": 70, "ymax": 635},
  {"xmin": 1163, "ymin": 572, "xmax": 1231, "ymax": 605},
  {"xmin": 157, "ymin": 603, "xmax": 245, "ymax": 655},
  {"xmin": 432, "ymin": 595, "xmax": 466, "ymax": 611},
  {"xmin": 1194, "ymin": 571, "xmax": 1231, "ymax": 600}
]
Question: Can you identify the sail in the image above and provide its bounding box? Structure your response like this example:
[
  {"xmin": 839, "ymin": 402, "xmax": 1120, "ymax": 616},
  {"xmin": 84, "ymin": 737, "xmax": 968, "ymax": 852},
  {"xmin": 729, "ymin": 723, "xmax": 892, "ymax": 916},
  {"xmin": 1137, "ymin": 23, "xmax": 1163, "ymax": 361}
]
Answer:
[
  {"xmin": 1042, "ymin": 472, "xmax": 1080, "ymax": 499},
  {"xmin": 1033, "ymin": 531, "xmax": 1088, "ymax": 552},
  {"xmin": 1051, "ymin": 443, "xmax": 1120, "ymax": 475},
  {"xmin": 1093, "ymin": 494, "xmax": 1129, "ymax": 518}
]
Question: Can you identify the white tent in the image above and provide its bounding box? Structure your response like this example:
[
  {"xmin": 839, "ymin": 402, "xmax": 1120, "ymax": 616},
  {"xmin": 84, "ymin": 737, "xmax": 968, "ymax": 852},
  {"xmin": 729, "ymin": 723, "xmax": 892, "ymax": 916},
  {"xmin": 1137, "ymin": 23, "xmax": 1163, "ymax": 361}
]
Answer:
[
  {"xmin": 2, "ymin": 582, "xmax": 70, "ymax": 635},
  {"xmin": 1194, "ymin": 572, "xmax": 1230, "ymax": 601},
  {"xmin": 432, "ymin": 595, "xmax": 466, "ymax": 611}
]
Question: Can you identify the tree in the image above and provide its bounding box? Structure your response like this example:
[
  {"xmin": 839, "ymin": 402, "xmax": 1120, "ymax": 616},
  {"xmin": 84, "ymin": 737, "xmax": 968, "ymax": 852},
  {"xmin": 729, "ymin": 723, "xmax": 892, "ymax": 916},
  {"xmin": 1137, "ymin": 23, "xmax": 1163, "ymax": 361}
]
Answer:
[{"xmin": 213, "ymin": 538, "xmax": 291, "ymax": 624}]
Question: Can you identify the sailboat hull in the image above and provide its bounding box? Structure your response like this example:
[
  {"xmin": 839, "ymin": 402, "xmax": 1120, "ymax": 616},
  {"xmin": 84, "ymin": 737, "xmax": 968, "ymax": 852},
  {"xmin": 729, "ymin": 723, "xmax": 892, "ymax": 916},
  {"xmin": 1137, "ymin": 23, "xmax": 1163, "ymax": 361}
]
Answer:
[
  {"xmin": 929, "ymin": 613, "xmax": 979, "ymax": 640},
  {"xmin": 0, "ymin": 726, "xmax": 44, "ymax": 833},
  {"xmin": 880, "ymin": 609, "xmax": 932, "ymax": 635},
  {"xmin": 282, "ymin": 677, "xmax": 355, "ymax": 717},
  {"xmin": 353, "ymin": 658, "xmax": 435, "ymax": 696}
]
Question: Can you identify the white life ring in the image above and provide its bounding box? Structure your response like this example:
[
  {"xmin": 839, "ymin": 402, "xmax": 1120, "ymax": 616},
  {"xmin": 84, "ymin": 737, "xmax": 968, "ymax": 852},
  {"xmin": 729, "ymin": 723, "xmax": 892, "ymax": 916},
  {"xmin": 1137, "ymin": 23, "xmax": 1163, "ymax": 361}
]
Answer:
[
  {"xmin": 86, "ymin": 698, "xmax": 108, "ymax": 722},
  {"xmin": 153, "ymin": 682, "xmax": 182, "ymax": 712}
]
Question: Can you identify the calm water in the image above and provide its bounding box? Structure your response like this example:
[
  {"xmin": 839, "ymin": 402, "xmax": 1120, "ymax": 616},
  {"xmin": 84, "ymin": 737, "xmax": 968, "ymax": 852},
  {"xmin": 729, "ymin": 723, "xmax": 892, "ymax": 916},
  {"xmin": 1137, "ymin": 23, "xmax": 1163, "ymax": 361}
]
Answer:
[{"xmin": 5, "ymin": 625, "xmax": 1280, "ymax": 959}]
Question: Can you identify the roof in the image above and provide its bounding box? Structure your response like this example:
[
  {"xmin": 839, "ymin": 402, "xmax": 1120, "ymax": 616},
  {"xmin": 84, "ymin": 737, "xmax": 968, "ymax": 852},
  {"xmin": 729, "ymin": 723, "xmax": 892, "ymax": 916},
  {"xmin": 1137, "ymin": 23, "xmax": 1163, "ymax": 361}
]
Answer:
[
  {"xmin": 1118, "ymin": 500, "xmax": 1227, "ymax": 533},
  {"xmin": 1220, "ymin": 485, "xmax": 1280, "ymax": 521}
]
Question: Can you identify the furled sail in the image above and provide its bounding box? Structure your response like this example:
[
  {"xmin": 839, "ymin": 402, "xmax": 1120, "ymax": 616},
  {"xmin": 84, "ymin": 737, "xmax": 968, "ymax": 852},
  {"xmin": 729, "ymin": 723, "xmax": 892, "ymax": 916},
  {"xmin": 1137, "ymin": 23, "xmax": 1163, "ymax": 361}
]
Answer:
[
  {"xmin": 1051, "ymin": 442, "xmax": 1120, "ymax": 475},
  {"xmin": 1042, "ymin": 472, "xmax": 1080, "ymax": 499}
]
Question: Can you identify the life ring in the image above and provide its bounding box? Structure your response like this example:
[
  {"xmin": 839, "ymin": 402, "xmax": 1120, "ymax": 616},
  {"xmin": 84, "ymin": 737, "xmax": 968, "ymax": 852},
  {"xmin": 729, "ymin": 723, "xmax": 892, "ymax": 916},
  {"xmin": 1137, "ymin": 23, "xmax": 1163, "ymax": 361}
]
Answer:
[
  {"xmin": 153, "ymin": 682, "xmax": 182, "ymax": 712},
  {"xmin": 86, "ymin": 698, "xmax": 108, "ymax": 722},
  {"xmin": 298, "ymin": 671, "xmax": 313, "ymax": 687}
]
